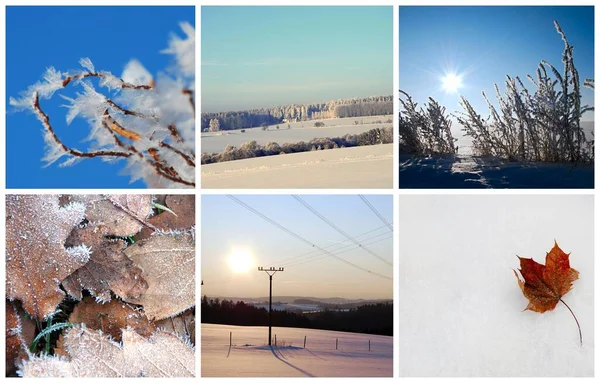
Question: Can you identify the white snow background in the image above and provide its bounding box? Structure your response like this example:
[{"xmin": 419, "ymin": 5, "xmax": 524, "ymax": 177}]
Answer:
[
  {"xmin": 399, "ymin": 195, "xmax": 593, "ymax": 377},
  {"xmin": 201, "ymin": 324, "xmax": 392, "ymax": 377}
]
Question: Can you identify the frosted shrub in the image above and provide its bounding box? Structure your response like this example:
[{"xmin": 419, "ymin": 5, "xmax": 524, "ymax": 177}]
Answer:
[
  {"xmin": 457, "ymin": 21, "xmax": 594, "ymax": 163},
  {"xmin": 399, "ymin": 91, "xmax": 457, "ymax": 155},
  {"xmin": 10, "ymin": 23, "xmax": 196, "ymax": 188}
]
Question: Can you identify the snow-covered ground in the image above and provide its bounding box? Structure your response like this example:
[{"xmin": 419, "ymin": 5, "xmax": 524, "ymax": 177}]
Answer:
[
  {"xmin": 399, "ymin": 154, "xmax": 593, "ymax": 188},
  {"xmin": 202, "ymin": 144, "xmax": 393, "ymax": 189},
  {"xmin": 201, "ymin": 115, "xmax": 392, "ymax": 154},
  {"xmin": 399, "ymin": 195, "xmax": 594, "ymax": 377},
  {"xmin": 201, "ymin": 324, "xmax": 392, "ymax": 377}
]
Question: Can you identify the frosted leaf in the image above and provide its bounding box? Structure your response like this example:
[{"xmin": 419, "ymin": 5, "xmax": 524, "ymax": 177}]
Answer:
[
  {"xmin": 6, "ymin": 195, "xmax": 87, "ymax": 319},
  {"xmin": 161, "ymin": 22, "xmax": 195, "ymax": 78},
  {"xmin": 122, "ymin": 59, "xmax": 153, "ymax": 86},
  {"xmin": 66, "ymin": 194, "xmax": 153, "ymax": 236},
  {"xmin": 61, "ymin": 223, "xmax": 148, "ymax": 302},
  {"xmin": 122, "ymin": 233, "xmax": 195, "ymax": 320},
  {"xmin": 20, "ymin": 326, "xmax": 195, "ymax": 377},
  {"xmin": 154, "ymin": 308, "xmax": 195, "ymax": 346},
  {"xmin": 68, "ymin": 297, "xmax": 155, "ymax": 342},
  {"xmin": 135, "ymin": 195, "xmax": 195, "ymax": 241},
  {"xmin": 79, "ymin": 57, "xmax": 95, "ymax": 73}
]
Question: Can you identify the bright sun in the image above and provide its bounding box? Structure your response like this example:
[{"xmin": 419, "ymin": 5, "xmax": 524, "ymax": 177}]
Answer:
[
  {"xmin": 441, "ymin": 72, "xmax": 463, "ymax": 94},
  {"xmin": 228, "ymin": 248, "xmax": 253, "ymax": 273}
]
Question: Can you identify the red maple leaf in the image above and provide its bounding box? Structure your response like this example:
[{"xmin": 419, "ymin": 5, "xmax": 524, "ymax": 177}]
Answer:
[{"xmin": 514, "ymin": 241, "xmax": 581, "ymax": 345}]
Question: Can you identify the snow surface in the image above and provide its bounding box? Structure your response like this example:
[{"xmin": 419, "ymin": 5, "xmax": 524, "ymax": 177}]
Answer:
[
  {"xmin": 202, "ymin": 144, "xmax": 393, "ymax": 189},
  {"xmin": 399, "ymin": 195, "xmax": 594, "ymax": 377},
  {"xmin": 201, "ymin": 115, "xmax": 392, "ymax": 154},
  {"xmin": 399, "ymin": 154, "xmax": 593, "ymax": 188},
  {"xmin": 201, "ymin": 324, "xmax": 392, "ymax": 377}
]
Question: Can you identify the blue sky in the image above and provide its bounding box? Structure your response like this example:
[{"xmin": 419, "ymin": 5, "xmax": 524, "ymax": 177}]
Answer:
[
  {"xmin": 6, "ymin": 6, "xmax": 194, "ymax": 188},
  {"xmin": 399, "ymin": 6, "xmax": 594, "ymax": 123},
  {"xmin": 202, "ymin": 6, "xmax": 392, "ymax": 113},
  {"xmin": 201, "ymin": 195, "xmax": 393, "ymax": 299}
]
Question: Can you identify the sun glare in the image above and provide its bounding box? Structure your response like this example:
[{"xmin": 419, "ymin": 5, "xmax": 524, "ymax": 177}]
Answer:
[
  {"xmin": 228, "ymin": 248, "xmax": 253, "ymax": 273},
  {"xmin": 441, "ymin": 72, "xmax": 463, "ymax": 94}
]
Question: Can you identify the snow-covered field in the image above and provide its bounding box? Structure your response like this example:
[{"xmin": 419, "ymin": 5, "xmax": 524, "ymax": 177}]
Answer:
[
  {"xmin": 399, "ymin": 195, "xmax": 594, "ymax": 377},
  {"xmin": 399, "ymin": 154, "xmax": 593, "ymax": 188},
  {"xmin": 202, "ymin": 144, "xmax": 393, "ymax": 189},
  {"xmin": 201, "ymin": 324, "xmax": 392, "ymax": 377},
  {"xmin": 201, "ymin": 115, "xmax": 392, "ymax": 154}
]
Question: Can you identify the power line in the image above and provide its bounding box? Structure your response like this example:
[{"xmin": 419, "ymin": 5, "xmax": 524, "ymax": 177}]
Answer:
[
  {"xmin": 268, "ymin": 224, "xmax": 390, "ymax": 266},
  {"xmin": 284, "ymin": 234, "xmax": 393, "ymax": 268},
  {"xmin": 292, "ymin": 195, "xmax": 392, "ymax": 266},
  {"xmin": 227, "ymin": 195, "xmax": 392, "ymax": 280},
  {"xmin": 359, "ymin": 195, "xmax": 393, "ymax": 232}
]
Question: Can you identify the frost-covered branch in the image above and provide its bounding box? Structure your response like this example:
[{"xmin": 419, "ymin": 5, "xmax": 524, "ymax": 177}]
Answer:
[{"xmin": 10, "ymin": 22, "xmax": 196, "ymax": 188}]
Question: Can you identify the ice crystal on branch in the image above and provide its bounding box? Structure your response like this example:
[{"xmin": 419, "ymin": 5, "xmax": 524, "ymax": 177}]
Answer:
[{"xmin": 9, "ymin": 23, "xmax": 196, "ymax": 188}]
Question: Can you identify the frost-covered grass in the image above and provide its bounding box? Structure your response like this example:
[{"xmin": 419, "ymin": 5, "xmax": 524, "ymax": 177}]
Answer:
[
  {"xmin": 202, "ymin": 324, "xmax": 392, "ymax": 377},
  {"xmin": 399, "ymin": 195, "xmax": 594, "ymax": 376},
  {"xmin": 10, "ymin": 23, "xmax": 195, "ymax": 188},
  {"xmin": 399, "ymin": 21, "xmax": 594, "ymax": 165}
]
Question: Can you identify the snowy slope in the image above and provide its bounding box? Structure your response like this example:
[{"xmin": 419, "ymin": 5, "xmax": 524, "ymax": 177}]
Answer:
[
  {"xmin": 399, "ymin": 195, "xmax": 594, "ymax": 377},
  {"xmin": 201, "ymin": 324, "xmax": 392, "ymax": 377},
  {"xmin": 202, "ymin": 144, "xmax": 393, "ymax": 189}
]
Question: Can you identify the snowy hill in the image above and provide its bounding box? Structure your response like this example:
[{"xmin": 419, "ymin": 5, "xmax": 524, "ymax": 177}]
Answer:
[{"xmin": 201, "ymin": 324, "xmax": 392, "ymax": 377}]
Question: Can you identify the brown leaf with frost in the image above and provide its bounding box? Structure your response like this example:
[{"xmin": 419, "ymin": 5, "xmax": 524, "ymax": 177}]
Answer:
[
  {"xmin": 6, "ymin": 301, "xmax": 36, "ymax": 376},
  {"xmin": 65, "ymin": 194, "xmax": 153, "ymax": 236},
  {"xmin": 122, "ymin": 233, "xmax": 195, "ymax": 320},
  {"xmin": 6, "ymin": 195, "xmax": 88, "ymax": 319},
  {"xmin": 135, "ymin": 195, "xmax": 195, "ymax": 241},
  {"xmin": 68, "ymin": 296, "xmax": 155, "ymax": 342},
  {"xmin": 155, "ymin": 308, "xmax": 195, "ymax": 345},
  {"xmin": 20, "ymin": 326, "xmax": 195, "ymax": 377},
  {"xmin": 61, "ymin": 224, "xmax": 148, "ymax": 302}
]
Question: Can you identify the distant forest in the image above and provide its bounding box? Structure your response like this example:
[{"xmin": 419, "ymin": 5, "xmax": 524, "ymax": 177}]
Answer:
[
  {"xmin": 201, "ymin": 296, "xmax": 393, "ymax": 336},
  {"xmin": 201, "ymin": 95, "xmax": 393, "ymax": 131}
]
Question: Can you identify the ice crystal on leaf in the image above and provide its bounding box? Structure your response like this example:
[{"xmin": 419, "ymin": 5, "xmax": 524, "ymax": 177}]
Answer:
[{"xmin": 6, "ymin": 195, "xmax": 87, "ymax": 320}]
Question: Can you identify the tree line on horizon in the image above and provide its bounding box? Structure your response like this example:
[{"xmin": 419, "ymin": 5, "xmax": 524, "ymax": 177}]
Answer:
[
  {"xmin": 201, "ymin": 95, "xmax": 393, "ymax": 131},
  {"xmin": 201, "ymin": 296, "xmax": 393, "ymax": 336}
]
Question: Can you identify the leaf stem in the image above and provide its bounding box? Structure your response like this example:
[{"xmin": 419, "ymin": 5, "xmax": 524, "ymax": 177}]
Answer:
[{"xmin": 560, "ymin": 298, "xmax": 582, "ymax": 346}]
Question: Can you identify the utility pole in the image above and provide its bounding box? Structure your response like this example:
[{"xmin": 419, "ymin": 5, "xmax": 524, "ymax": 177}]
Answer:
[{"xmin": 258, "ymin": 266, "xmax": 284, "ymax": 346}]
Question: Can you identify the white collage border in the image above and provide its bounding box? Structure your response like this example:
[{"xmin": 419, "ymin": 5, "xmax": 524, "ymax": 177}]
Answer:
[{"xmin": 0, "ymin": 0, "xmax": 597, "ymax": 381}]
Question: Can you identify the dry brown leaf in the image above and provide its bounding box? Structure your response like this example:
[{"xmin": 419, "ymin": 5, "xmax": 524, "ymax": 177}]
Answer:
[
  {"xmin": 123, "ymin": 233, "xmax": 195, "ymax": 320},
  {"xmin": 61, "ymin": 224, "xmax": 148, "ymax": 302},
  {"xmin": 20, "ymin": 326, "xmax": 195, "ymax": 377},
  {"xmin": 6, "ymin": 301, "xmax": 36, "ymax": 376},
  {"xmin": 66, "ymin": 194, "xmax": 153, "ymax": 236},
  {"xmin": 155, "ymin": 308, "xmax": 195, "ymax": 345},
  {"xmin": 6, "ymin": 195, "xmax": 88, "ymax": 319},
  {"xmin": 68, "ymin": 296, "xmax": 155, "ymax": 342},
  {"xmin": 136, "ymin": 195, "xmax": 195, "ymax": 241}
]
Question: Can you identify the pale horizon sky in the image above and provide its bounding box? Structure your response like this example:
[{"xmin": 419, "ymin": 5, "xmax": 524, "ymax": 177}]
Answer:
[
  {"xmin": 201, "ymin": 195, "xmax": 393, "ymax": 300},
  {"xmin": 201, "ymin": 6, "xmax": 392, "ymax": 113}
]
